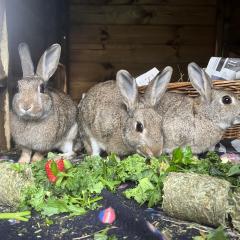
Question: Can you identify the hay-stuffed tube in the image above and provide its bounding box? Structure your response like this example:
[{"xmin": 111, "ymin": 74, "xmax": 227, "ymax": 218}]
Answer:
[
  {"xmin": 230, "ymin": 189, "xmax": 240, "ymax": 232},
  {"xmin": 162, "ymin": 172, "xmax": 231, "ymax": 227},
  {"xmin": 0, "ymin": 162, "xmax": 33, "ymax": 212}
]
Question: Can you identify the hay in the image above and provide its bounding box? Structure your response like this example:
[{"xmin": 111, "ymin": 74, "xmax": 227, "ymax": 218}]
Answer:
[
  {"xmin": 230, "ymin": 189, "xmax": 240, "ymax": 232},
  {"xmin": 162, "ymin": 172, "xmax": 231, "ymax": 227},
  {"xmin": 0, "ymin": 162, "xmax": 33, "ymax": 211}
]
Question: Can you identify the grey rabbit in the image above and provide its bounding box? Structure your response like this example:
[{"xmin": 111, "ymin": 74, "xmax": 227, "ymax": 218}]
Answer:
[
  {"xmin": 78, "ymin": 67, "xmax": 173, "ymax": 157},
  {"xmin": 11, "ymin": 43, "xmax": 78, "ymax": 163},
  {"xmin": 157, "ymin": 62, "xmax": 240, "ymax": 154}
]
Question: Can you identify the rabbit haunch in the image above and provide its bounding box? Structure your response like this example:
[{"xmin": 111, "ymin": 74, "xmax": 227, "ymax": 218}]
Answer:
[
  {"xmin": 78, "ymin": 67, "xmax": 173, "ymax": 157},
  {"xmin": 157, "ymin": 62, "xmax": 240, "ymax": 154},
  {"xmin": 11, "ymin": 43, "xmax": 78, "ymax": 163}
]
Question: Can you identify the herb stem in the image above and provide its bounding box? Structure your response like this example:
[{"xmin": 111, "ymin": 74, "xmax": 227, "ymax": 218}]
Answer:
[{"xmin": 0, "ymin": 211, "xmax": 31, "ymax": 222}]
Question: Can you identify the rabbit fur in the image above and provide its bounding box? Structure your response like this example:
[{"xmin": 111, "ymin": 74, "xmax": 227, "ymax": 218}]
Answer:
[
  {"xmin": 157, "ymin": 62, "xmax": 240, "ymax": 154},
  {"xmin": 11, "ymin": 43, "xmax": 78, "ymax": 163},
  {"xmin": 78, "ymin": 67, "xmax": 173, "ymax": 157}
]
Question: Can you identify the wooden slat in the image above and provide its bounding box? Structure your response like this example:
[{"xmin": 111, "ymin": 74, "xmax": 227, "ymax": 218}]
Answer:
[
  {"xmin": 70, "ymin": 0, "xmax": 216, "ymax": 6},
  {"xmin": 69, "ymin": 44, "xmax": 213, "ymax": 64},
  {"xmin": 69, "ymin": 62, "xmax": 196, "ymax": 82},
  {"xmin": 69, "ymin": 81, "xmax": 99, "ymax": 101},
  {"xmin": 70, "ymin": 25, "xmax": 215, "ymax": 46},
  {"xmin": 70, "ymin": 5, "xmax": 216, "ymax": 25},
  {"xmin": 229, "ymin": 25, "xmax": 240, "ymax": 42},
  {"xmin": 69, "ymin": 61, "xmax": 209, "ymax": 101},
  {"xmin": 68, "ymin": 1, "xmax": 218, "ymax": 104},
  {"xmin": 232, "ymin": 0, "xmax": 240, "ymax": 7},
  {"xmin": 214, "ymin": 0, "xmax": 224, "ymax": 55},
  {"xmin": 232, "ymin": 7, "xmax": 240, "ymax": 23}
]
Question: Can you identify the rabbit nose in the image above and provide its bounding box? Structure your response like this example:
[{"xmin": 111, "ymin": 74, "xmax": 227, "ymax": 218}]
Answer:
[
  {"xmin": 137, "ymin": 145, "xmax": 154, "ymax": 158},
  {"xmin": 150, "ymin": 145, "xmax": 162, "ymax": 157},
  {"xmin": 145, "ymin": 147, "xmax": 154, "ymax": 157},
  {"xmin": 21, "ymin": 104, "xmax": 33, "ymax": 112}
]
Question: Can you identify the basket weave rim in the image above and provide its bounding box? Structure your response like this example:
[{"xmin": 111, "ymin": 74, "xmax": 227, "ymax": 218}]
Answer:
[{"xmin": 138, "ymin": 80, "xmax": 240, "ymax": 89}]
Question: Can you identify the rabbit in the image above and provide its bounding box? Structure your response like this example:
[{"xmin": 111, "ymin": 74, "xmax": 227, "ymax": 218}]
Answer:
[
  {"xmin": 78, "ymin": 66, "xmax": 173, "ymax": 157},
  {"xmin": 10, "ymin": 43, "xmax": 78, "ymax": 163},
  {"xmin": 156, "ymin": 62, "xmax": 240, "ymax": 154}
]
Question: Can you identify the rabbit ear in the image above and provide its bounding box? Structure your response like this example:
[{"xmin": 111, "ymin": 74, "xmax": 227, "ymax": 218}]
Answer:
[
  {"xmin": 36, "ymin": 44, "xmax": 61, "ymax": 82},
  {"xmin": 188, "ymin": 62, "xmax": 213, "ymax": 102},
  {"xmin": 116, "ymin": 70, "xmax": 138, "ymax": 110},
  {"xmin": 18, "ymin": 42, "xmax": 34, "ymax": 77},
  {"xmin": 144, "ymin": 66, "xmax": 173, "ymax": 106}
]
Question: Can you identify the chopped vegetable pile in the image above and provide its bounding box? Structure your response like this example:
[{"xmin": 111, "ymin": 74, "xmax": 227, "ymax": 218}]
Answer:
[
  {"xmin": 13, "ymin": 148, "xmax": 240, "ymax": 217},
  {"xmin": 3, "ymin": 147, "xmax": 240, "ymax": 239}
]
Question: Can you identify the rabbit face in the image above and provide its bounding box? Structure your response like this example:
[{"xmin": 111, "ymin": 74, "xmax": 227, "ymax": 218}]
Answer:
[
  {"xmin": 188, "ymin": 63, "xmax": 240, "ymax": 130},
  {"xmin": 209, "ymin": 90, "xmax": 240, "ymax": 128},
  {"xmin": 12, "ymin": 42, "xmax": 61, "ymax": 120},
  {"xmin": 12, "ymin": 78, "xmax": 52, "ymax": 120},
  {"xmin": 123, "ymin": 107, "xmax": 163, "ymax": 157},
  {"xmin": 117, "ymin": 67, "xmax": 173, "ymax": 157}
]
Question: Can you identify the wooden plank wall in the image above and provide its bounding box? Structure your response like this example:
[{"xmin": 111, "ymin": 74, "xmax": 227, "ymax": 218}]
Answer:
[
  {"xmin": 224, "ymin": 0, "xmax": 240, "ymax": 56},
  {"xmin": 69, "ymin": 0, "xmax": 217, "ymax": 102}
]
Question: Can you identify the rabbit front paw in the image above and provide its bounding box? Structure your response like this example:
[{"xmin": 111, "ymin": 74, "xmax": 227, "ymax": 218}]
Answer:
[
  {"xmin": 31, "ymin": 152, "xmax": 44, "ymax": 162},
  {"xmin": 18, "ymin": 148, "xmax": 32, "ymax": 164}
]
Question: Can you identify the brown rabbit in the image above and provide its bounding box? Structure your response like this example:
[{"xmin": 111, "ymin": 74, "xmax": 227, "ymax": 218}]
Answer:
[
  {"xmin": 78, "ymin": 67, "xmax": 173, "ymax": 157},
  {"xmin": 11, "ymin": 43, "xmax": 78, "ymax": 163}
]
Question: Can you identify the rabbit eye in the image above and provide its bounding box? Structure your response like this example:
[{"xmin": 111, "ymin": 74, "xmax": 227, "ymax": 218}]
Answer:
[
  {"xmin": 136, "ymin": 121, "xmax": 144, "ymax": 133},
  {"xmin": 39, "ymin": 84, "xmax": 45, "ymax": 93},
  {"xmin": 222, "ymin": 95, "xmax": 232, "ymax": 105}
]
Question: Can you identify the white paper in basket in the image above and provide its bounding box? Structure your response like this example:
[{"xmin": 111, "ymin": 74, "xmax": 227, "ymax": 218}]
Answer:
[
  {"xmin": 136, "ymin": 67, "xmax": 159, "ymax": 87},
  {"xmin": 205, "ymin": 57, "xmax": 240, "ymax": 80}
]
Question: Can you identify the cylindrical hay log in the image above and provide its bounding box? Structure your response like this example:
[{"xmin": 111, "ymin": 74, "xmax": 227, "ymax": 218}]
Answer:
[
  {"xmin": 230, "ymin": 189, "xmax": 240, "ymax": 232},
  {"xmin": 0, "ymin": 162, "xmax": 33, "ymax": 211},
  {"xmin": 162, "ymin": 172, "xmax": 231, "ymax": 227}
]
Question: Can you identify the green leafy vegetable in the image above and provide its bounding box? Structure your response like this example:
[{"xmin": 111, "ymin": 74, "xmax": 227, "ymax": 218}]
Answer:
[
  {"xmin": 5, "ymin": 147, "xmax": 239, "ymax": 223},
  {"xmin": 227, "ymin": 164, "xmax": 240, "ymax": 177},
  {"xmin": 0, "ymin": 211, "xmax": 31, "ymax": 221},
  {"xmin": 125, "ymin": 178, "xmax": 155, "ymax": 204},
  {"xmin": 94, "ymin": 227, "xmax": 118, "ymax": 240},
  {"xmin": 193, "ymin": 226, "xmax": 229, "ymax": 240}
]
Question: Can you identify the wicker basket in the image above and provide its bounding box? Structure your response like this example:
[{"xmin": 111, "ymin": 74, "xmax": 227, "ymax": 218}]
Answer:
[{"xmin": 139, "ymin": 80, "xmax": 240, "ymax": 140}]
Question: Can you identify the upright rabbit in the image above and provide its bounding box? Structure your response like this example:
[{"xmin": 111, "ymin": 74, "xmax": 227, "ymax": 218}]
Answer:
[
  {"xmin": 157, "ymin": 62, "xmax": 240, "ymax": 154},
  {"xmin": 11, "ymin": 43, "xmax": 78, "ymax": 163},
  {"xmin": 78, "ymin": 67, "xmax": 173, "ymax": 157}
]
